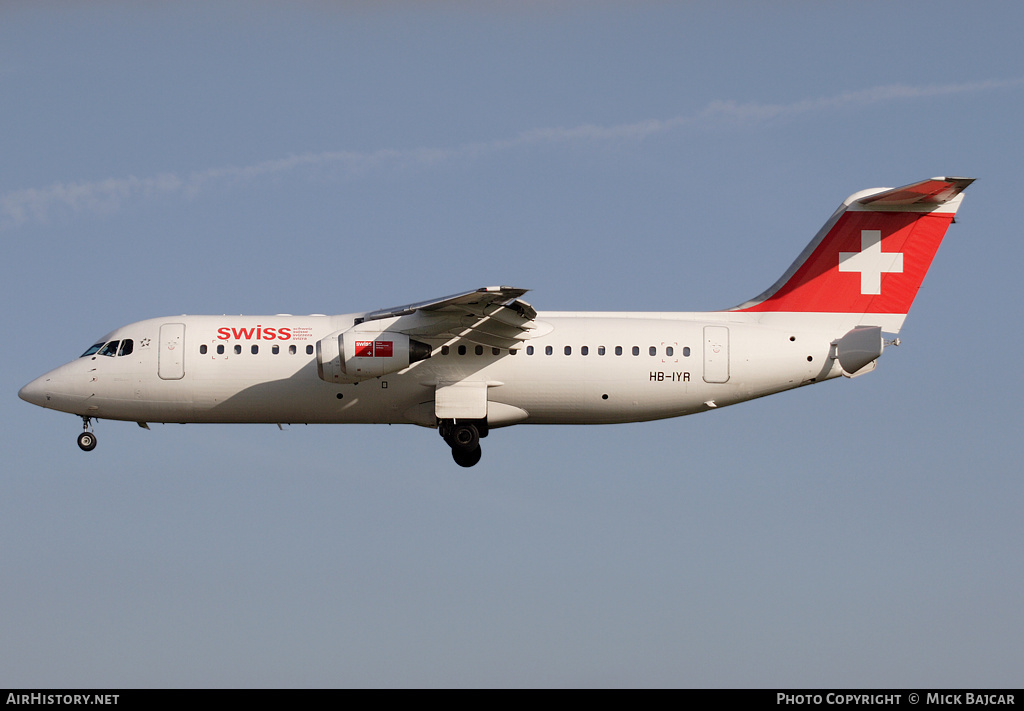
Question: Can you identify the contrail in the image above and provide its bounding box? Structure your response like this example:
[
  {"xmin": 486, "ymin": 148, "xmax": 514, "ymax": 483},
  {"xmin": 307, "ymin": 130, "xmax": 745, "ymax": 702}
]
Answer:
[{"xmin": 2, "ymin": 78, "xmax": 1017, "ymax": 230}]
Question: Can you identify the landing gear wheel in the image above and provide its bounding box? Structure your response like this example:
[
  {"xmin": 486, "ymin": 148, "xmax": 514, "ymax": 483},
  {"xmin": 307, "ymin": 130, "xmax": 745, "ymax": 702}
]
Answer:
[
  {"xmin": 449, "ymin": 423, "xmax": 480, "ymax": 452},
  {"xmin": 452, "ymin": 445, "xmax": 482, "ymax": 468},
  {"xmin": 77, "ymin": 431, "xmax": 97, "ymax": 452}
]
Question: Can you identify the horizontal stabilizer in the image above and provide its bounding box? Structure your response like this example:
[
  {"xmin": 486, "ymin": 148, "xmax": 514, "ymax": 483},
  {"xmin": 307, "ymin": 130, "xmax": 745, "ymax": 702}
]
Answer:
[{"xmin": 855, "ymin": 177, "xmax": 974, "ymax": 207}]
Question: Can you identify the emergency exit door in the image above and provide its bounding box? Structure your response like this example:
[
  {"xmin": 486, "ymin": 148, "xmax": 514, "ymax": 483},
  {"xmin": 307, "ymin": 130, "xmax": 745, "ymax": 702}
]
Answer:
[
  {"xmin": 158, "ymin": 323, "xmax": 186, "ymax": 380},
  {"xmin": 703, "ymin": 326, "xmax": 730, "ymax": 384}
]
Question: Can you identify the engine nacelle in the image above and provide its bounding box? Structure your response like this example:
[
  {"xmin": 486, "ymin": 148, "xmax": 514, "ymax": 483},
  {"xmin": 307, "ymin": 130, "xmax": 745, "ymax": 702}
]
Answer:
[{"xmin": 316, "ymin": 330, "xmax": 432, "ymax": 382}]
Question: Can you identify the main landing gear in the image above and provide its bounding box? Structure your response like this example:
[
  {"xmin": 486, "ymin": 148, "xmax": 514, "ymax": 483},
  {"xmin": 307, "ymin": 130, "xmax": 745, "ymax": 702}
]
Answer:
[
  {"xmin": 77, "ymin": 417, "xmax": 97, "ymax": 452},
  {"xmin": 439, "ymin": 419, "xmax": 485, "ymax": 468}
]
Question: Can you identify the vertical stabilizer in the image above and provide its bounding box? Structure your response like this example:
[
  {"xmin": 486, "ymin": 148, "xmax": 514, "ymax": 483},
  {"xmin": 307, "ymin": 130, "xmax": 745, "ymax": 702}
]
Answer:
[{"xmin": 731, "ymin": 177, "xmax": 973, "ymax": 333}]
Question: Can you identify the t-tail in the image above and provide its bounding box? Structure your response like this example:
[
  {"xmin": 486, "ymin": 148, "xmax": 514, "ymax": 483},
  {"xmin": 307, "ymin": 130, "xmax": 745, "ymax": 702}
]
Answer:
[{"xmin": 731, "ymin": 176, "xmax": 974, "ymax": 334}]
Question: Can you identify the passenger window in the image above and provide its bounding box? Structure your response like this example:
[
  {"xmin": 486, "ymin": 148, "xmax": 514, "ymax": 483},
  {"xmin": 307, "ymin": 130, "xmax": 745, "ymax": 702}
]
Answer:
[
  {"xmin": 98, "ymin": 341, "xmax": 119, "ymax": 357},
  {"xmin": 475, "ymin": 345, "xmax": 483, "ymax": 356},
  {"xmin": 199, "ymin": 344, "xmax": 208, "ymax": 355},
  {"xmin": 118, "ymin": 339, "xmax": 134, "ymax": 356},
  {"xmin": 545, "ymin": 346, "xmax": 553, "ymax": 355},
  {"xmin": 441, "ymin": 346, "xmax": 450, "ymax": 355},
  {"xmin": 251, "ymin": 345, "xmax": 259, "ymax": 354},
  {"xmin": 649, "ymin": 346, "xmax": 656, "ymax": 356},
  {"xmin": 632, "ymin": 346, "xmax": 640, "ymax": 356},
  {"xmin": 289, "ymin": 345, "xmax": 296, "ymax": 355},
  {"xmin": 598, "ymin": 346, "xmax": 606, "ymax": 356},
  {"xmin": 458, "ymin": 345, "xmax": 466, "ymax": 356},
  {"xmin": 615, "ymin": 346, "xmax": 623, "ymax": 356},
  {"xmin": 81, "ymin": 342, "xmax": 105, "ymax": 357},
  {"xmin": 234, "ymin": 345, "xmax": 242, "ymax": 355},
  {"xmin": 564, "ymin": 346, "xmax": 571, "ymax": 355},
  {"xmin": 492, "ymin": 347, "xmax": 500, "ymax": 356},
  {"xmin": 527, "ymin": 346, "xmax": 534, "ymax": 355},
  {"xmin": 581, "ymin": 346, "xmax": 589, "ymax": 356},
  {"xmin": 217, "ymin": 345, "xmax": 225, "ymax": 355},
  {"xmin": 666, "ymin": 346, "xmax": 674, "ymax": 357},
  {"xmin": 272, "ymin": 345, "xmax": 280, "ymax": 355},
  {"xmin": 683, "ymin": 347, "xmax": 691, "ymax": 357},
  {"xmin": 306, "ymin": 345, "xmax": 313, "ymax": 355}
]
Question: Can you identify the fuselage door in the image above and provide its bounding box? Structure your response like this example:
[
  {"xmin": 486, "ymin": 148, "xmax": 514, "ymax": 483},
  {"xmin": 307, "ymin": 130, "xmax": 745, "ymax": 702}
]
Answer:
[
  {"xmin": 703, "ymin": 325, "xmax": 729, "ymax": 384},
  {"xmin": 158, "ymin": 323, "xmax": 186, "ymax": 380}
]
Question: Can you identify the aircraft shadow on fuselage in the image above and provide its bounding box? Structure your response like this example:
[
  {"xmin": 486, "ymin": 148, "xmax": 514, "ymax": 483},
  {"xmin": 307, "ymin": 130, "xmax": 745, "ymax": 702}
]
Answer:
[{"xmin": 199, "ymin": 344, "xmax": 504, "ymax": 425}]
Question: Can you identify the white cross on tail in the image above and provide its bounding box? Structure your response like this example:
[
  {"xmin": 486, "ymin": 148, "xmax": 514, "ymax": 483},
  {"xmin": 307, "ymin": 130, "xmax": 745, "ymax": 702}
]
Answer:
[{"xmin": 838, "ymin": 230, "xmax": 904, "ymax": 295}]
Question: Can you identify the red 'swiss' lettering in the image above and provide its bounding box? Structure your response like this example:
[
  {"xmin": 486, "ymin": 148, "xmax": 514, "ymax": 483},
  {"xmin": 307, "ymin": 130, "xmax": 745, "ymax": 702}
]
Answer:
[
  {"xmin": 355, "ymin": 340, "xmax": 374, "ymax": 357},
  {"xmin": 216, "ymin": 325, "xmax": 294, "ymax": 340}
]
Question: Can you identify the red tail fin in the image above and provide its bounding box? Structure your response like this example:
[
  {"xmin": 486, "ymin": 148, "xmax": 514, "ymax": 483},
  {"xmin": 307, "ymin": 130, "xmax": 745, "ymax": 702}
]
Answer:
[{"xmin": 732, "ymin": 177, "xmax": 973, "ymax": 332}]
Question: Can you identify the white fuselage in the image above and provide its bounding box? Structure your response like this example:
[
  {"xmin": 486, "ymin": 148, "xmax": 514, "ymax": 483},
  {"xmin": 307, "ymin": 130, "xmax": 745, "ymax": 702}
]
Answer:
[{"xmin": 22, "ymin": 311, "xmax": 846, "ymax": 429}]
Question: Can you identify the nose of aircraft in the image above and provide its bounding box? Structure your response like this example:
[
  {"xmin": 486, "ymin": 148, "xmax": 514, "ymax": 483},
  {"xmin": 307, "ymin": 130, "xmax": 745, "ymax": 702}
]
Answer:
[{"xmin": 19, "ymin": 375, "xmax": 49, "ymax": 408}]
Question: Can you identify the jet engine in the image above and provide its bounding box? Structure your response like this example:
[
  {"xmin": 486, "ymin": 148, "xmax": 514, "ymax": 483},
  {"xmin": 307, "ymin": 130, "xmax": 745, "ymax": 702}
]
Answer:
[{"xmin": 317, "ymin": 330, "xmax": 432, "ymax": 382}]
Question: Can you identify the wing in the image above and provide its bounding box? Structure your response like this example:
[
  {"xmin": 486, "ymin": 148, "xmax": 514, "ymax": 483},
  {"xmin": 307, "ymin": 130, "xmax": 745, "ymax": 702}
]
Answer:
[{"xmin": 355, "ymin": 286, "xmax": 538, "ymax": 349}]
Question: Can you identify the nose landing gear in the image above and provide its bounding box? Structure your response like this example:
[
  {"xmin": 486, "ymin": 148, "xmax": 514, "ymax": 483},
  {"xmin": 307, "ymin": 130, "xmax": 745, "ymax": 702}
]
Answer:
[
  {"xmin": 77, "ymin": 417, "xmax": 97, "ymax": 452},
  {"xmin": 439, "ymin": 420, "xmax": 484, "ymax": 468}
]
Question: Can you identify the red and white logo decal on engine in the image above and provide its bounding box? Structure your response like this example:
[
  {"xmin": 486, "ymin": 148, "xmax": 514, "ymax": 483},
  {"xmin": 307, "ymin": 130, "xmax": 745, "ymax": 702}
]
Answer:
[{"xmin": 355, "ymin": 340, "xmax": 393, "ymax": 358}]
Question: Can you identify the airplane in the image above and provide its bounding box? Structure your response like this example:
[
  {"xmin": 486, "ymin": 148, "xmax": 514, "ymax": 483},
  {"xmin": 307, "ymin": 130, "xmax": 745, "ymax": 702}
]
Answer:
[{"xmin": 19, "ymin": 176, "xmax": 973, "ymax": 467}]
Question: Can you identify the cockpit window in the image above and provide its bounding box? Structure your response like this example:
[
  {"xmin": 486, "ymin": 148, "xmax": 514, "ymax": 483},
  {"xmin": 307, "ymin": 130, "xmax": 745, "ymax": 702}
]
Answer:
[
  {"xmin": 81, "ymin": 342, "xmax": 105, "ymax": 357},
  {"xmin": 98, "ymin": 341, "xmax": 120, "ymax": 357},
  {"xmin": 118, "ymin": 339, "xmax": 134, "ymax": 357}
]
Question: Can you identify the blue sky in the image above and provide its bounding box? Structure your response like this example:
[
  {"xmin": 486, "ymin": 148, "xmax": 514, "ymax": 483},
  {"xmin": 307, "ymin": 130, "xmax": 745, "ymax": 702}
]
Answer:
[{"xmin": 2, "ymin": 1, "xmax": 1022, "ymax": 688}]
